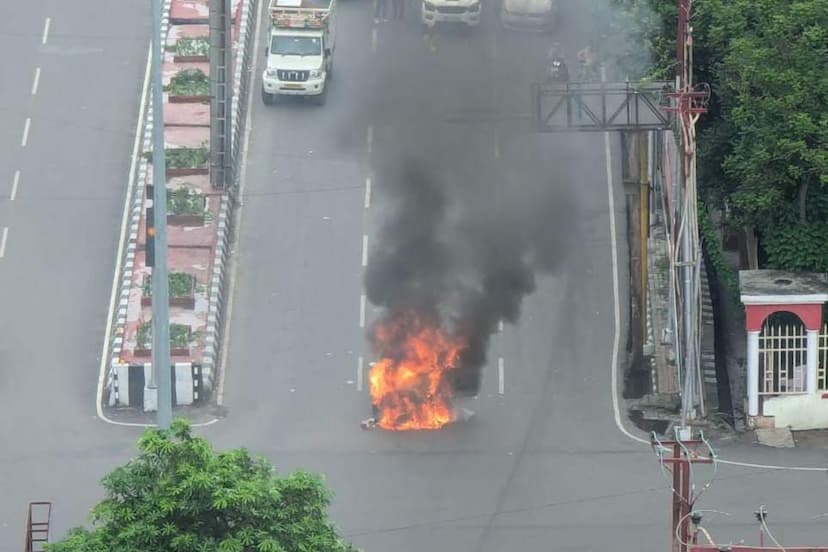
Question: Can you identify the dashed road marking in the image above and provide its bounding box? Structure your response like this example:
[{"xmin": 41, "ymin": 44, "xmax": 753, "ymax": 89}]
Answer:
[
  {"xmin": 366, "ymin": 125, "xmax": 373, "ymax": 154},
  {"xmin": 371, "ymin": 27, "xmax": 378, "ymax": 53},
  {"xmin": 42, "ymin": 17, "xmax": 51, "ymax": 44},
  {"xmin": 357, "ymin": 356, "xmax": 364, "ymax": 392},
  {"xmin": 498, "ymin": 319, "xmax": 504, "ymax": 333},
  {"xmin": 359, "ymin": 294, "xmax": 367, "ymax": 328},
  {"xmin": 31, "ymin": 67, "xmax": 41, "ymax": 95},
  {"xmin": 10, "ymin": 170, "xmax": 20, "ymax": 201},
  {"xmin": 21, "ymin": 118, "xmax": 31, "ymax": 147},
  {"xmin": 0, "ymin": 227, "xmax": 8, "ymax": 258},
  {"xmin": 364, "ymin": 175, "xmax": 372, "ymax": 208},
  {"xmin": 498, "ymin": 357, "xmax": 504, "ymax": 395},
  {"xmin": 362, "ymin": 234, "xmax": 368, "ymax": 267}
]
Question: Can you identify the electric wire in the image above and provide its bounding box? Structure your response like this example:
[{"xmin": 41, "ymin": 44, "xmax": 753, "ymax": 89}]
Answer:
[
  {"xmin": 758, "ymin": 505, "xmax": 788, "ymax": 552},
  {"xmin": 675, "ymin": 509, "xmax": 732, "ymax": 549},
  {"xmin": 343, "ymin": 484, "xmax": 669, "ymax": 538}
]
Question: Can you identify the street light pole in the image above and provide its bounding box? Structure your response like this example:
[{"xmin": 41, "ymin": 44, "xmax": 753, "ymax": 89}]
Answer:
[{"xmin": 150, "ymin": 0, "xmax": 172, "ymax": 429}]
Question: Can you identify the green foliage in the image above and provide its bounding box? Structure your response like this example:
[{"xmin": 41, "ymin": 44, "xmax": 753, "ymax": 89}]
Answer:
[
  {"xmin": 169, "ymin": 324, "xmax": 191, "ymax": 348},
  {"xmin": 166, "ymin": 146, "xmax": 209, "ymax": 169},
  {"xmin": 165, "ymin": 68, "xmax": 210, "ymax": 96},
  {"xmin": 624, "ymin": 0, "xmax": 828, "ymax": 272},
  {"xmin": 175, "ymin": 37, "xmax": 210, "ymax": 57},
  {"xmin": 697, "ymin": 202, "xmax": 741, "ymax": 305},
  {"xmin": 136, "ymin": 321, "xmax": 151, "ymax": 350},
  {"xmin": 167, "ymin": 186, "xmax": 206, "ymax": 215},
  {"xmin": 143, "ymin": 272, "xmax": 196, "ymax": 298},
  {"xmin": 762, "ymin": 223, "xmax": 828, "ymax": 273},
  {"xmin": 46, "ymin": 420, "xmax": 356, "ymax": 552},
  {"xmin": 699, "ymin": 0, "xmax": 828, "ymax": 271},
  {"xmin": 135, "ymin": 322, "xmax": 192, "ymax": 349}
]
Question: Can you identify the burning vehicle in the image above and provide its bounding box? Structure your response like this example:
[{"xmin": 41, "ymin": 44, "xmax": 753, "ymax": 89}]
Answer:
[
  {"xmin": 360, "ymin": 153, "xmax": 562, "ymax": 431},
  {"xmin": 362, "ymin": 311, "xmax": 475, "ymax": 431}
]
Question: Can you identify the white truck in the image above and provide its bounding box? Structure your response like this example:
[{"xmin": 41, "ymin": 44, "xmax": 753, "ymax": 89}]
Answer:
[
  {"xmin": 422, "ymin": 0, "xmax": 480, "ymax": 29},
  {"xmin": 499, "ymin": 0, "xmax": 556, "ymax": 31},
  {"xmin": 261, "ymin": 0, "xmax": 336, "ymax": 106}
]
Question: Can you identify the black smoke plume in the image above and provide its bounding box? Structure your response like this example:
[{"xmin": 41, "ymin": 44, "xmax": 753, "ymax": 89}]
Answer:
[{"xmin": 365, "ymin": 144, "xmax": 572, "ymax": 394}]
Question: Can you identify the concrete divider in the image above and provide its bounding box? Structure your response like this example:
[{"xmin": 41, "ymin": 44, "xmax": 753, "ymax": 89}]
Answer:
[
  {"xmin": 103, "ymin": 0, "xmax": 258, "ymax": 412},
  {"xmin": 110, "ymin": 360, "xmax": 201, "ymax": 409}
]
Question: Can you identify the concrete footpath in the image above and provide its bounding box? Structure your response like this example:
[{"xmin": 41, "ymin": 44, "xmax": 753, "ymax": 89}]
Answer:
[{"xmin": 102, "ymin": 0, "xmax": 258, "ymax": 420}]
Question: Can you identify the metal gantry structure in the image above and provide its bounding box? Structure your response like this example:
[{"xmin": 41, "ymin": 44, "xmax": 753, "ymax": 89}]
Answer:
[{"xmin": 532, "ymin": 80, "xmax": 673, "ymax": 133}]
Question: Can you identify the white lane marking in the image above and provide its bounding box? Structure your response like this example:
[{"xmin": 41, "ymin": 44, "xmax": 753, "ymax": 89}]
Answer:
[
  {"xmin": 498, "ymin": 357, "xmax": 504, "ymax": 395},
  {"xmin": 31, "ymin": 67, "xmax": 41, "ymax": 95},
  {"xmin": 10, "ymin": 170, "xmax": 20, "ymax": 201},
  {"xmin": 371, "ymin": 27, "xmax": 378, "ymax": 53},
  {"xmin": 21, "ymin": 118, "xmax": 31, "ymax": 147},
  {"xmin": 42, "ymin": 17, "xmax": 51, "ymax": 45},
  {"xmin": 357, "ymin": 356, "xmax": 364, "ymax": 392},
  {"xmin": 498, "ymin": 319, "xmax": 504, "ymax": 333},
  {"xmin": 216, "ymin": 0, "xmax": 265, "ymax": 409},
  {"xmin": 0, "ymin": 227, "xmax": 8, "ymax": 258},
  {"xmin": 366, "ymin": 125, "xmax": 373, "ymax": 154},
  {"xmin": 359, "ymin": 294, "xmax": 366, "ymax": 328},
  {"xmin": 364, "ymin": 175, "xmax": 372, "ymax": 209},
  {"xmin": 605, "ymin": 109, "xmax": 648, "ymax": 447},
  {"xmin": 361, "ymin": 234, "xmax": 368, "ymax": 267}
]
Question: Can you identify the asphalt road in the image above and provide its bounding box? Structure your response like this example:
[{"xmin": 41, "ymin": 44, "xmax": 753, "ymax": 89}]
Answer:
[
  {"xmin": 210, "ymin": 0, "xmax": 828, "ymax": 550},
  {"xmin": 0, "ymin": 2, "xmax": 148, "ymax": 545},
  {"xmin": 209, "ymin": 0, "xmax": 665, "ymax": 548},
  {"xmin": 1, "ymin": 0, "xmax": 826, "ymax": 550}
]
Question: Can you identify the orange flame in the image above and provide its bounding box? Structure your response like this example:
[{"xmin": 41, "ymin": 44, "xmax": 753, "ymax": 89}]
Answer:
[{"xmin": 368, "ymin": 312, "xmax": 465, "ymax": 431}]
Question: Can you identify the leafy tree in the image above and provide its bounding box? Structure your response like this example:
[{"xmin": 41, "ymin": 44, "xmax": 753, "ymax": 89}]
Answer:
[
  {"xmin": 699, "ymin": 0, "xmax": 828, "ymax": 271},
  {"xmin": 47, "ymin": 420, "xmax": 356, "ymax": 552},
  {"xmin": 611, "ymin": 0, "xmax": 828, "ymax": 273}
]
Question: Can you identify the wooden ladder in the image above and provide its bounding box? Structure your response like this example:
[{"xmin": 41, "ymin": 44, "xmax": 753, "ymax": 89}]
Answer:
[{"xmin": 24, "ymin": 502, "xmax": 52, "ymax": 552}]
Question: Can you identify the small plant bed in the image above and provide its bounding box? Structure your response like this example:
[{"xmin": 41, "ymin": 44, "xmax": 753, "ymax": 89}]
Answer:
[
  {"xmin": 134, "ymin": 322, "xmax": 194, "ymax": 357},
  {"xmin": 141, "ymin": 272, "xmax": 197, "ymax": 308},
  {"xmin": 165, "ymin": 69, "xmax": 210, "ymax": 102},
  {"xmin": 165, "ymin": 146, "xmax": 209, "ymax": 176},
  {"xmin": 167, "ymin": 186, "xmax": 207, "ymax": 226},
  {"xmin": 173, "ymin": 37, "xmax": 210, "ymax": 62}
]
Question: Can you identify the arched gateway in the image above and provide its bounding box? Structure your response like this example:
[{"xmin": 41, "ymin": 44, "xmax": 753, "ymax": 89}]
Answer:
[{"xmin": 739, "ymin": 270, "xmax": 828, "ymax": 429}]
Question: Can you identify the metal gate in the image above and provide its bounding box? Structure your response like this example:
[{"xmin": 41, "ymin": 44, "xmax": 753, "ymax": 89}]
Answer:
[{"xmin": 758, "ymin": 319, "xmax": 807, "ymax": 395}]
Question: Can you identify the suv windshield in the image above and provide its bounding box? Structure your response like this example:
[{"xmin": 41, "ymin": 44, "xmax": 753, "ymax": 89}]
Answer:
[{"xmin": 271, "ymin": 36, "xmax": 322, "ymax": 56}]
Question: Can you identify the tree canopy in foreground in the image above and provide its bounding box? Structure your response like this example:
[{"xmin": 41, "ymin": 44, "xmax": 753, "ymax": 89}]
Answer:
[{"xmin": 47, "ymin": 419, "xmax": 356, "ymax": 552}]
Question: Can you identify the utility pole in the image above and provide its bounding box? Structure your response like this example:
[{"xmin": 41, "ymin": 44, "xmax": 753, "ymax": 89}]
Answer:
[
  {"xmin": 653, "ymin": 432, "xmax": 828, "ymax": 552},
  {"xmin": 150, "ymin": 0, "xmax": 172, "ymax": 429},
  {"xmin": 651, "ymin": 432, "xmax": 715, "ymax": 552},
  {"xmin": 668, "ymin": 0, "xmax": 708, "ymax": 426},
  {"xmin": 209, "ymin": 0, "xmax": 233, "ymax": 190}
]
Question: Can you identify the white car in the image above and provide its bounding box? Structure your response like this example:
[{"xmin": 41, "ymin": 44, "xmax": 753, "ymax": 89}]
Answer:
[
  {"xmin": 422, "ymin": 0, "xmax": 481, "ymax": 29},
  {"xmin": 500, "ymin": 0, "xmax": 556, "ymax": 31}
]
